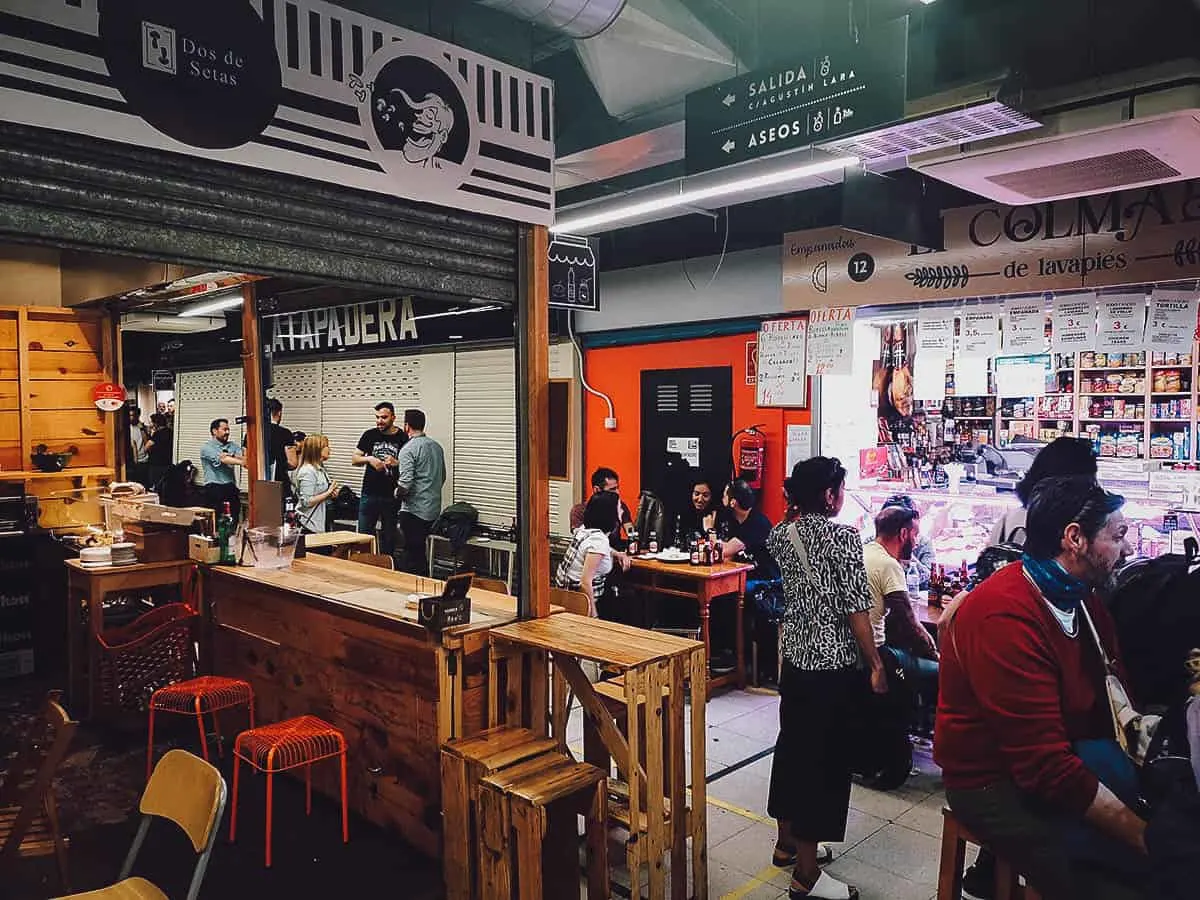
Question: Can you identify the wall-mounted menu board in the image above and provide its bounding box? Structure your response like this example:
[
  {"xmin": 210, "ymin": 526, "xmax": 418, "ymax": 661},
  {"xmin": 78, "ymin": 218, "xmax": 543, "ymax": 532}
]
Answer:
[{"xmin": 756, "ymin": 317, "xmax": 809, "ymax": 408}]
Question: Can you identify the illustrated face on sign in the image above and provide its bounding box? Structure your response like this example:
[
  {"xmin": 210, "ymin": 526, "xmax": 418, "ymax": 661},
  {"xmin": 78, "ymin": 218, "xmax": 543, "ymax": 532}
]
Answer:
[{"xmin": 388, "ymin": 90, "xmax": 454, "ymax": 166}]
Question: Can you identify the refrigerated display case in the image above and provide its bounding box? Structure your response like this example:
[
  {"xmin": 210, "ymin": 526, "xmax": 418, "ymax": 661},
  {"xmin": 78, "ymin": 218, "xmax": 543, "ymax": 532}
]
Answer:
[{"xmin": 841, "ymin": 483, "xmax": 1187, "ymax": 569}]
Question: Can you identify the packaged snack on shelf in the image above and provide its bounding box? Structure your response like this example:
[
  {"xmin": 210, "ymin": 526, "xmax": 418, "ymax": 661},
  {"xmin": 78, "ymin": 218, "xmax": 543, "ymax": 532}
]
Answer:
[
  {"xmin": 1116, "ymin": 433, "xmax": 1140, "ymax": 458},
  {"xmin": 1150, "ymin": 435, "xmax": 1175, "ymax": 459},
  {"xmin": 1099, "ymin": 434, "xmax": 1118, "ymax": 457}
]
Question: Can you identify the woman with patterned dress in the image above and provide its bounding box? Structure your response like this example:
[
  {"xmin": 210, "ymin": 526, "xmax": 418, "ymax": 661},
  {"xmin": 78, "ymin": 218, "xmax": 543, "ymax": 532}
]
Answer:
[{"xmin": 767, "ymin": 457, "xmax": 888, "ymax": 900}]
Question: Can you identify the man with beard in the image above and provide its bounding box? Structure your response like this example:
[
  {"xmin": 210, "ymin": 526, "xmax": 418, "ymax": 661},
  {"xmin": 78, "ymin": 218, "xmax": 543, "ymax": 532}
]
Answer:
[
  {"xmin": 936, "ymin": 476, "xmax": 1147, "ymax": 900},
  {"xmin": 865, "ymin": 505, "xmax": 939, "ymax": 696}
]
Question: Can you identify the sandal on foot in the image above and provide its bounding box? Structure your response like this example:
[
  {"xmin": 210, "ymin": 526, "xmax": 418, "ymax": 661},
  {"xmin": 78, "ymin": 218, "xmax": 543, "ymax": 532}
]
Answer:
[
  {"xmin": 788, "ymin": 871, "xmax": 859, "ymax": 900},
  {"xmin": 773, "ymin": 844, "xmax": 834, "ymax": 867}
]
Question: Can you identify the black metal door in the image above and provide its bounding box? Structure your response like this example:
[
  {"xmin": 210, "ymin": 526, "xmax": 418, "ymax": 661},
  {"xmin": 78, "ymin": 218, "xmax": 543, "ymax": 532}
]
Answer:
[{"xmin": 640, "ymin": 366, "xmax": 733, "ymax": 525}]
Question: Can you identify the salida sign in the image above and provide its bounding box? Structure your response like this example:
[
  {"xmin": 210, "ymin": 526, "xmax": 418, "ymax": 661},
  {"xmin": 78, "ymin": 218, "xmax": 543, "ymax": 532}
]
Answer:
[{"xmin": 783, "ymin": 179, "xmax": 1200, "ymax": 310}]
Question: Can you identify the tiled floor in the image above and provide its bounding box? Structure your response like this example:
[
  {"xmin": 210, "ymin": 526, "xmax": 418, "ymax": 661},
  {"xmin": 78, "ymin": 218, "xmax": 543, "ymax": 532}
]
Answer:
[{"xmin": 571, "ymin": 686, "xmax": 965, "ymax": 900}]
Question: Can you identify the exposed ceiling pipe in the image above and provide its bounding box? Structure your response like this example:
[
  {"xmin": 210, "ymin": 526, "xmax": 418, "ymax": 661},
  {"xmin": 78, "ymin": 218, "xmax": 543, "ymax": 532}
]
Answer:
[{"xmin": 477, "ymin": 0, "xmax": 627, "ymax": 39}]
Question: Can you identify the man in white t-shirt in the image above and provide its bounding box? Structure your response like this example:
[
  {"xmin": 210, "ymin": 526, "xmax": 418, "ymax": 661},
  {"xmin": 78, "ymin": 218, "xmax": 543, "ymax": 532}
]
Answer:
[{"xmin": 864, "ymin": 506, "xmax": 939, "ymax": 690}]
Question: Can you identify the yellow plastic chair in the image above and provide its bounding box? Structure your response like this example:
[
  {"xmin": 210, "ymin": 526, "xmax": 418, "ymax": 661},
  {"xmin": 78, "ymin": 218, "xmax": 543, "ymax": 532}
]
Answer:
[{"xmin": 55, "ymin": 750, "xmax": 226, "ymax": 900}]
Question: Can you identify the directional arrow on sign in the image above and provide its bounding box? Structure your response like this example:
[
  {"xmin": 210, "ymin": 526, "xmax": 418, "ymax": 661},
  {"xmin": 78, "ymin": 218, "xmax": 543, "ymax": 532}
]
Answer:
[
  {"xmin": 722, "ymin": 93, "xmax": 736, "ymax": 107},
  {"xmin": 722, "ymin": 139, "xmax": 735, "ymax": 153}
]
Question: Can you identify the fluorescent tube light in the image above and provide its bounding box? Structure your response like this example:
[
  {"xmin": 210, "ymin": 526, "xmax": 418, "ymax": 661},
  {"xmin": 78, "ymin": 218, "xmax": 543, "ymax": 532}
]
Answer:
[
  {"xmin": 178, "ymin": 290, "xmax": 245, "ymax": 317},
  {"xmin": 410, "ymin": 304, "xmax": 503, "ymax": 322},
  {"xmin": 551, "ymin": 153, "xmax": 859, "ymax": 234}
]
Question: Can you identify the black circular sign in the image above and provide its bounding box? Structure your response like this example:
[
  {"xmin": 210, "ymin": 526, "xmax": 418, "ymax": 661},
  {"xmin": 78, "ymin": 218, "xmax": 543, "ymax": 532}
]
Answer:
[
  {"xmin": 369, "ymin": 56, "xmax": 470, "ymax": 166},
  {"xmin": 98, "ymin": 0, "xmax": 281, "ymax": 150},
  {"xmin": 848, "ymin": 252, "xmax": 876, "ymax": 283}
]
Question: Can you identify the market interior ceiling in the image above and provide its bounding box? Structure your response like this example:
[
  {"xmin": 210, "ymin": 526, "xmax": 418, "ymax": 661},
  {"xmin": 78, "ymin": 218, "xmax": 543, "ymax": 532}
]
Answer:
[{"xmin": 352, "ymin": 0, "xmax": 1200, "ymax": 269}]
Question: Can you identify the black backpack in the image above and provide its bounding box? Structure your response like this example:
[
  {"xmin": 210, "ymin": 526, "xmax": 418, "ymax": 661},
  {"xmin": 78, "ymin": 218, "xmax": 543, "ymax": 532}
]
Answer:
[
  {"xmin": 1108, "ymin": 538, "xmax": 1200, "ymax": 711},
  {"xmin": 432, "ymin": 502, "xmax": 480, "ymax": 552}
]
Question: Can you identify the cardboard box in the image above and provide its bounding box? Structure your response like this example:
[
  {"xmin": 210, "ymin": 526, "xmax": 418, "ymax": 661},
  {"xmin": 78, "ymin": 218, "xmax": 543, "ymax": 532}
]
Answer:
[
  {"xmin": 189, "ymin": 534, "xmax": 221, "ymax": 564},
  {"xmin": 124, "ymin": 521, "xmax": 189, "ymax": 562}
]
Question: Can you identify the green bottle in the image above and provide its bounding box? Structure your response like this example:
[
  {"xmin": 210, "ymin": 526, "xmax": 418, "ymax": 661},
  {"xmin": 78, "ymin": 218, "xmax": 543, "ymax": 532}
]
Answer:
[{"xmin": 217, "ymin": 501, "xmax": 235, "ymax": 564}]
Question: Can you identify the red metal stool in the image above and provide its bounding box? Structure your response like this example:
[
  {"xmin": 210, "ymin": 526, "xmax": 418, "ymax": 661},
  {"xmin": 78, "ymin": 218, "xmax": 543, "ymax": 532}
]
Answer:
[
  {"xmin": 229, "ymin": 715, "xmax": 348, "ymax": 867},
  {"xmin": 147, "ymin": 676, "xmax": 255, "ymax": 781}
]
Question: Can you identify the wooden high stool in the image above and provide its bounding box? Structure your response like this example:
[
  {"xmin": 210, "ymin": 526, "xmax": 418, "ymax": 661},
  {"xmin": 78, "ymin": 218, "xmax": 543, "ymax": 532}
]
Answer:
[
  {"xmin": 147, "ymin": 676, "xmax": 255, "ymax": 781},
  {"xmin": 441, "ymin": 726, "xmax": 560, "ymax": 900},
  {"xmin": 938, "ymin": 807, "xmax": 1043, "ymax": 900},
  {"xmin": 477, "ymin": 752, "xmax": 608, "ymax": 900},
  {"xmin": 230, "ymin": 715, "xmax": 348, "ymax": 867}
]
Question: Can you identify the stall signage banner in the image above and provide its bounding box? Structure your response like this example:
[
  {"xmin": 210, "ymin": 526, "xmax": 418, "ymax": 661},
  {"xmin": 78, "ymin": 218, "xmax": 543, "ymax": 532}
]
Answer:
[
  {"xmin": 958, "ymin": 311, "xmax": 1000, "ymax": 358},
  {"xmin": 916, "ymin": 308, "xmax": 954, "ymax": 354},
  {"xmin": 1004, "ymin": 301, "xmax": 1047, "ymax": 353},
  {"xmin": 684, "ymin": 18, "xmax": 907, "ymax": 175},
  {"xmin": 1147, "ymin": 290, "xmax": 1199, "ymax": 351},
  {"xmin": 783, "ymin": 180, "xmax": 1200, "ymax": 310},
  {"xmin": 806, "ymin": 306, "xmax": 855, "ymax": 376},
  {"xmin": 0, "ymin": 2, "xmax": 554, "ymax": 226},
  {"xmin": 1051, "ymin": 296, "xmax": 1095, "ymax": 350},
  {"xmin": 548, "ymin": 235, "xmax": 598, "ymax": 311},
  {"xmin": 1096, "ymin": 295, "xmax": 1146, "ymax": 352}
]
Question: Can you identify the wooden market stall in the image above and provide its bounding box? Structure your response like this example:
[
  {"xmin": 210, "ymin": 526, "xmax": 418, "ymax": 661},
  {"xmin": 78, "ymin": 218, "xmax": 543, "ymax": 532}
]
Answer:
[{"xmin": 205, "ymin": 555, "xmax": 533, "ymax": 858}]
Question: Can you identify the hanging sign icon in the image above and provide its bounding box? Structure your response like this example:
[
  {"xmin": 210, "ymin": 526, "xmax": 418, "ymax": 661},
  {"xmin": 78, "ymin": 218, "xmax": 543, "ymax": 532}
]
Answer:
[{"xmin": 548, "ymin": 234, "xmax": 599, "ymax": 311}]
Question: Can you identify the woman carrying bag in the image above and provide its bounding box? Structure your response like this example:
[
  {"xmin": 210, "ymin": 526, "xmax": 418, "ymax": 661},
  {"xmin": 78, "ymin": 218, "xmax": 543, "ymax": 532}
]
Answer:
[
  {"xmin": 294, "ymin": 434, "xmax": 339, "ymax": 534},
  {"xmin": 767, "ymin": 457, "xmax": 887, "ymax": 900}
]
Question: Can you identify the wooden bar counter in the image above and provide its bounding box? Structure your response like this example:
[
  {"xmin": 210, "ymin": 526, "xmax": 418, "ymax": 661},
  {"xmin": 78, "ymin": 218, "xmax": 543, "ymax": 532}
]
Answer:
[{"xmin": 203, "ymin": 555, "xmax": 527, "ymax": 858}]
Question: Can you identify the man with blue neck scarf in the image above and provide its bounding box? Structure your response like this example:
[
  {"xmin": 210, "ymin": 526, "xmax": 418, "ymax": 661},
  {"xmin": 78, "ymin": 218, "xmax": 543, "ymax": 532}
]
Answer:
[{"xmin": 936, "ymin": 475, "xmax": 1147, "ymax": 900}]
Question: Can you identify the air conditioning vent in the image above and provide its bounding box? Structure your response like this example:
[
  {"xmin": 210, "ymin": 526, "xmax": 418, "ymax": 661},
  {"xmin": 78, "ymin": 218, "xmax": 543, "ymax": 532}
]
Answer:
[
  {"xmin": 914, "ymin": 109, "xmax": 1200, "ymax": 203},
  {"xmin": 986, "ymin": 148, "xmax": 1181, "ymax": 200}
]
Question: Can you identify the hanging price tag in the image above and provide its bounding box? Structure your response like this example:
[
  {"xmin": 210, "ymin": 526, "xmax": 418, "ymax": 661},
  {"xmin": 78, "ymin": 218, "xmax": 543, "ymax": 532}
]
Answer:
[
  {"xmin": 1096, "ymin": 295, "xmax": 1146, "ymax": 352},
  {"xmin": 1051, "ymin": 296, "xmax": 1095, "ymax": 350}
]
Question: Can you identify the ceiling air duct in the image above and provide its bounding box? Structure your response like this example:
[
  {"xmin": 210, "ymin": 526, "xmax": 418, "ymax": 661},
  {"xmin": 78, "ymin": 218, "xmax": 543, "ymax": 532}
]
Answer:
[{"xmin": 478, "ymin": 0, "xmax": 626, "ymax": 39}]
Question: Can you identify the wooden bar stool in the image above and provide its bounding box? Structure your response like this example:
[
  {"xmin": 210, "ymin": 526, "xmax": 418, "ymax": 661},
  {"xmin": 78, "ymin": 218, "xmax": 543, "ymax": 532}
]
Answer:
[
  {"xmin": 147, "ymin": 676, "xmax": 255, "ymax": 781},
  {"xmin": 441, "ymin": 726, "xmax": 560, "ymax": 900},
  {"xmin": 938, "ymin": 808, "xmax": 1042, "ymax": 900},
  {"xmin": 229, "ymin": 715, "xmax": 348, "ymax": 867},
  {"xmin": 477, "ymin": 752, "xmax": 608, "ymax": 900}
]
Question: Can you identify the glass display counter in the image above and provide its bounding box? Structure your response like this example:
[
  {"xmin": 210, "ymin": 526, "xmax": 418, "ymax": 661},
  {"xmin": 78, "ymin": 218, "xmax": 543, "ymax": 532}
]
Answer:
[{"xmin": 840, "ymin": 482, "xmax": 1187, "ymax": 569}]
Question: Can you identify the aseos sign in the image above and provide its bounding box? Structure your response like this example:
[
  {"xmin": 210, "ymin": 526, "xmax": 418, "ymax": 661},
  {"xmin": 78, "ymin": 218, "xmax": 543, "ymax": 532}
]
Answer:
[{"xmin": 2, "ymin": 1, "xmax": 554, "ymax": 225}]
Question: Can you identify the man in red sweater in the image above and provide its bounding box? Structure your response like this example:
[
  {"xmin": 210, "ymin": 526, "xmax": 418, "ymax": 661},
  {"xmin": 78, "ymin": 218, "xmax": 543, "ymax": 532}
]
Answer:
[{"xmin": 936, "ymin": 476, "xmax": 1147, "ymax": 900}]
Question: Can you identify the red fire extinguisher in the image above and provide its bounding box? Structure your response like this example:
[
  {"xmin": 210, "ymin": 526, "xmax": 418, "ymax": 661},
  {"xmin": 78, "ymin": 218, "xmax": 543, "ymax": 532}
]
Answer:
[{"xmin": 732, "ymin": 425, "xmax": 767, "ymax": 491}]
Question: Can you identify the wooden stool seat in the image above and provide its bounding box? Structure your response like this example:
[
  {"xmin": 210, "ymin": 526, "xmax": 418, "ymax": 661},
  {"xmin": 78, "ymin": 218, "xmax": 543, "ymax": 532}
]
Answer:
[
  {"xmin": 147, "ymin": 677, "xmax": 255, "ymax": 781},
  {"xmin": 441, "ymin": 726, "xmax": 560, "ymax": 900},
  {"xmin": 938, "ymin": 807, "xmax": 1042, "ymax": 900},
  {"xmin": 230, "ymin": 716, "xmax": 348, "ymax": 867},
  {"xmin": 478, "ymin": 753, "xmax": 608, "ymax": 900}
]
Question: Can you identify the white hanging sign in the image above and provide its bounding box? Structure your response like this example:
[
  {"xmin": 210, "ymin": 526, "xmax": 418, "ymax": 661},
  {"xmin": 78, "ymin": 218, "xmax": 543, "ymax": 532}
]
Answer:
[
  {"xmin": 1051, "ymin": 296, "xmax": 1095, "ymax": 350},
  {"xmin": 995, "ymin": 354, "xmax": 1051, "ymax": 398},
  {"xmin": 958, "ymin": 310, "xmax": 1000, "ymax": 357},
  {"xmin": 1146, "ymin": 290, "xmax": 1199, "ymax": 352},
  {"xmin": 755, "ymin": 317, "xmax": 809, "ymax": 408},
  {"xmin": 917, "ymin": 308, "xmax": 955, "ymax": 354},
  {"xmin": 805, "ymin": 306, "xmax": 856, "ymax": 376},
  {"xmin": 913, "ymin": 355, "xmax": 947, "ymax": 402},
  {"xmin": 1096, "ymin": 295, "xmax": 1146, "ymax": 352},
  {"xmin": 1004, "ymin": 301, "xmax": 1046, "ymax": 353}
]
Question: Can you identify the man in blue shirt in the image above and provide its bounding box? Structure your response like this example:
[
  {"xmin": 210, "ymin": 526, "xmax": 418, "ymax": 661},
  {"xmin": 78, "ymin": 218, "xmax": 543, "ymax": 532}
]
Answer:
[
  {"xmin": 200, "ymin": 418, "xmax": 245, "ymax": 521},
  {"xmin": 395, "ymin": 408, "xmax": 446, "ymax": 575}
]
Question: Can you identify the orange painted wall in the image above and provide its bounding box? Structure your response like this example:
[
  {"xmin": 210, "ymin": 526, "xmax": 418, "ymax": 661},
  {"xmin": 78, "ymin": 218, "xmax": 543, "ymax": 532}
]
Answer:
[{"xmin": 583, "ymin": 332, "xmax": 812, "ymax": 525}]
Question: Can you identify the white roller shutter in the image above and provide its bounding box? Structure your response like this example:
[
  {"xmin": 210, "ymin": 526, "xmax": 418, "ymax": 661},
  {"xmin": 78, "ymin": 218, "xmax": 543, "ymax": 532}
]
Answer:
[
  {"xmin": 269, "ymin": 362, "xmax": 323, "ymax": 439},
  {"xmin": 174, "ymin": 367, "xmax": 246, "ymax": 487},
  {"xmin": 319, "ymin": 357, "xmax": 422, "ymax": 492},
  {"xmin": 453, "ymin": 347, "xmax": 517, "ymax": 527}
]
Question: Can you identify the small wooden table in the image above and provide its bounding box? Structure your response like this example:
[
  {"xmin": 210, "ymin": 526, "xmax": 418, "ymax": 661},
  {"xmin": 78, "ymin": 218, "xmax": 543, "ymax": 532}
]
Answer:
[
  {"xmin": 65, "ymin": 558, "xmax": 194, "ymax": 717},
  {"xmin": 489, "ymin": 614, "xmax": 707, "ymax": 900},
  {"xmin": 624, "ymin": 558, "xmax": 755, "ymax": 690},
  {"xmin": 302, "ymin": 529, "xmax": 377, "ymax": 558}
]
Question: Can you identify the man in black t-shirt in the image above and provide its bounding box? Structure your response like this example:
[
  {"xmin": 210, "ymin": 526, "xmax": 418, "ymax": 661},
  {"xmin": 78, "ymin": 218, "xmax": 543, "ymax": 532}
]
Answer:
[
  {"xmin": 266, "ymin": 398, "xmax": 297, "ymax": 502},
  {"xmin": 351, "ymin": 401, "xmax": 407, "ymax": 558},
  {"xmin": 711, "ymin": 479, "xmax": 779, "ymax": 673}
]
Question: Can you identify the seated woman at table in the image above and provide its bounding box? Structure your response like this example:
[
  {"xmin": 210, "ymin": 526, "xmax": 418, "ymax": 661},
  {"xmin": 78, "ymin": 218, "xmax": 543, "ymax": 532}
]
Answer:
[
  {"xmin": 768, "ymin": 457, "xmax": 886, "ymax": 900},
  {"xmin": 294, "ymin": 434, "xmax": 339, "ymax": 534},
  {"xmin": 672, "ymin": 474, "xmax": 720, "ymax": 545},
  {"xmin": 555, "ymin": 491, "xmax": 629, "ymax": 617}
]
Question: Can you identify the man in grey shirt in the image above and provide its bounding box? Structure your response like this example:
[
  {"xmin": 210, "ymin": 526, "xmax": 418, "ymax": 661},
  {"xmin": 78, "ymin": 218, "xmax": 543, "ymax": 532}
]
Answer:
[{"xmin": 395, "ymin": 408, "xmax": 446, "ymax": 575}]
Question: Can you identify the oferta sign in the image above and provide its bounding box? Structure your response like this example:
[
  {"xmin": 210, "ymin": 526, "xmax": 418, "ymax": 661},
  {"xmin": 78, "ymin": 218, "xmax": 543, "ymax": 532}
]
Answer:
[{"xmin": 684, "ymin": 18, "xmax": 907, "ymax": 176}]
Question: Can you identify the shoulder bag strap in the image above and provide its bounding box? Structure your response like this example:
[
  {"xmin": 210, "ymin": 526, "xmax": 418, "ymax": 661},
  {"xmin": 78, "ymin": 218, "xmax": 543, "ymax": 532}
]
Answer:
[{"xmin": 786, "ymin": 521, "xmax": 821, "ymax": 586}]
